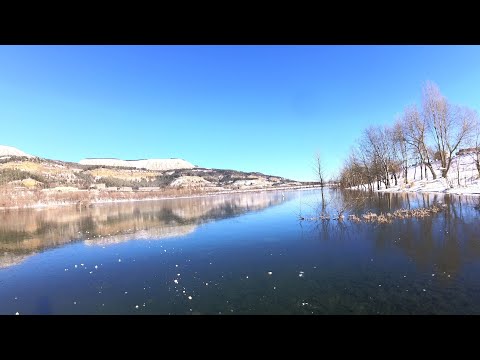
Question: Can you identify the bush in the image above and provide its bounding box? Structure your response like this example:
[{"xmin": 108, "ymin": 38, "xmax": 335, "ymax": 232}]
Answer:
[
  {"xmin": 0, "ymin": 168, "xmax": 48, "ymax": 186},
  {"xmin": 102, "ymin": 177, "xmax": 137, "ymax": 188}
]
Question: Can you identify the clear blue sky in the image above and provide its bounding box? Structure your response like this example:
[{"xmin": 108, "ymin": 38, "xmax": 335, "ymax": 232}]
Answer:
[{"xmin": 1, "ymin": 45, "xmax": 480, "ymax": 181}]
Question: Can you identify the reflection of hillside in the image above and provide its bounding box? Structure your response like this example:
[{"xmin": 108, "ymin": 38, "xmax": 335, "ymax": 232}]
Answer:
[
  {"xmin": 170, "ymin": 193, "xmax": 283, "ymax": 219},
  {"xmin": 0, "ymin": 253, "xmax": 34, "ymax": 268},
  {"xmin": 0, "ymin": 192, "xmax": 285, "ymax": 267},
  {"xmin": 84, "ymin": 224, "xmax": 197, "ymax": 246}
]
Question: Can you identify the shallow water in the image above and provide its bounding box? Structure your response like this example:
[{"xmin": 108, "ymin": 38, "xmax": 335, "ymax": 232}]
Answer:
[{"xmin": 1, "ymin": 189, "xmax": 480, "ymax": 314}]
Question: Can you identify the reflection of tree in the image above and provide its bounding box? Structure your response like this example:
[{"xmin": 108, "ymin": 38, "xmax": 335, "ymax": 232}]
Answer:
[
  {"xmin": 305, "ymin": 215, "xmax": 358, "ymax": 243},
  {"xmin": 0, "ymin": 192, "xmax": 287, "ymax": 268},
  {"xmin": 311, "ymin": 189, "xmax": 480, "ymax": 277},
  {"xmin": 378, "ymin": 194, "xmax": 480, "ymax": 277}
]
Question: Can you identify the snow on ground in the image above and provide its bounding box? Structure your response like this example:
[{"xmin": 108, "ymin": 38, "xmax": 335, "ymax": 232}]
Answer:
[
  {"xmin": 353, "ymin": 152, "xmax": 480, "ymax": 196},
  {"xmin": 170, "ymin": 176, "xmax": 212, "ymax": 188}
]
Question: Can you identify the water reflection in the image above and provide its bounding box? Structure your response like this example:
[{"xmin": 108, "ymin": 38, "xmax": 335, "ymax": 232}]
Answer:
[
  {"xmin": 0, "ymin": 192, "xmax": 287, "ymax": 268},
  {"xmin": 304, "ymin": 189, "xmax": 480, "ymax": 280},
  {"xmin": 2, "ymin": 188, "xmax": 480, "ymax": 314}
]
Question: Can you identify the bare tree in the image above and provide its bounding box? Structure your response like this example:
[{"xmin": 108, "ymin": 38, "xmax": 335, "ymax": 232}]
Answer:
[
  {"xmin": 422, "ymin": 81, "xmax": 475, "ymax": 178},
  {"xmin": 402, "ymin": 104, "xmax": 436, "ymax": 179},
  {"xmin": 468, "ymin": 115, "xmax": 480, "ymax": 178},
  {"xmin": 314, "ymin": 152, "xmax": 326, "ymax": 212},
  {"xmin": 393, "ymin": 118, "xmax": 409, "ymax": 183},
  {"xmin": 363, "ymin": 126, "xmax": 399, "ymax": 189}
]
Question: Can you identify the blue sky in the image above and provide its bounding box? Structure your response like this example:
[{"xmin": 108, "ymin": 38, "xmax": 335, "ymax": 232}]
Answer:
[{"xmin": 1, "ymin": 45, "xmax": 480, "ymax": 181}]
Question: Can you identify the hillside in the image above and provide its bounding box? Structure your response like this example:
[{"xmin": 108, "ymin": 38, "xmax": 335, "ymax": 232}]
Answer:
[{"xmin": 0, "ymin": 146, "xmax": 312, "ymax": 209}]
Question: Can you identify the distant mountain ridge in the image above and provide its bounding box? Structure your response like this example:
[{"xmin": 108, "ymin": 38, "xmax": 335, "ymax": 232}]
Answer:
[
  {"xmin": 0, "ymin": 145, "xmax": 195, "ymax": 171},
  {"xmin": 0, "ymin": 145, "xmax": 308, "ymax": 198}
]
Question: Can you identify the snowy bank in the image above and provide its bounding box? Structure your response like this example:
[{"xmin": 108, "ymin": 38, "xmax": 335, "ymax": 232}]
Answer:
[{"xmin": 351, "ymin": 152, "xmax": 480, "ymax": 196}]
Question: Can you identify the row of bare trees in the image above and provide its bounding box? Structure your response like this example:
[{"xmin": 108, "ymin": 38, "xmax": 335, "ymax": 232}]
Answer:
[{"xmin": 339, "ymin": 81, "xmax": 480, "ymax": 190}]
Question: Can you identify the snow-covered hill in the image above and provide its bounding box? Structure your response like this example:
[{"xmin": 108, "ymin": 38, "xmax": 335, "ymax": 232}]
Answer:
[
  {"xmin": 0, "ymin": 145, "xmax": 33, "ymax": 158},
  {"xmin": 79, "ymin": 158, "xmax": 195, "ymax": 171}
]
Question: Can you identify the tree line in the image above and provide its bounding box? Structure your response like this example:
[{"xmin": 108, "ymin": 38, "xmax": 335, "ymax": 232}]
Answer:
[{"xmin": 339, "ymin": 81, "xmax": 480, "ymax": 190}]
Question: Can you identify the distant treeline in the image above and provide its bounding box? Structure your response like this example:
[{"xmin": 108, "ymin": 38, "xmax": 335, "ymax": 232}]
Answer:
[{"xmin": 339, "ymin": 81, "xmax": 480, "ymax": 190}]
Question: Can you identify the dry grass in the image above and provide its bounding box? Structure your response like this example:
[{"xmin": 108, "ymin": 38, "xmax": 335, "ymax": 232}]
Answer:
[
  {"xmin": 0, "ymin": 161, "xmax": 43, "ymax": 172},
  {"xmin": 86, "ymin": 168, "xmax": 158, "ymax": 180},
  {"xmin": 303, "ymin": 204, "xmax": 445, "ymax": 225},
  {"xmin": 0, "ymin": 186, "xmax": 207, "ymax": 210}
]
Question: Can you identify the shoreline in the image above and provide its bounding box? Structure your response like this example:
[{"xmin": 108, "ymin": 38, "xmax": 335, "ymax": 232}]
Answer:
[
  {"xmin": 373, "ymin": 188, "xmax": 480, "ymax": 197},
  {"xmin": 0, "ymin": 185, "xmax": 323, "ymax": 212},
  {"xmin": 362, "ymin": 189, "xmax": 480, "ymax": 197},
  {"xmin": 348, "ymin": 177, "xmax": 480, "ymax": 197}
]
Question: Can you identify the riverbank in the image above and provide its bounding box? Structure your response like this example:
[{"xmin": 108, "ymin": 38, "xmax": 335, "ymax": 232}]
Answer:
[
  {"xmin": 0, "ymin": 184, "xmax": 323, "ymax": 211},
  {"xmin": 351, "ymin": 177, "xmax": 480, "ymax": 196}
]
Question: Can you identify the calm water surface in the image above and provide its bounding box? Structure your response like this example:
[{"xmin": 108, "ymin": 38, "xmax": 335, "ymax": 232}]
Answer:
[{"xmin": 1, "ymin": 189, "xmax": 480, "ymax": 314}]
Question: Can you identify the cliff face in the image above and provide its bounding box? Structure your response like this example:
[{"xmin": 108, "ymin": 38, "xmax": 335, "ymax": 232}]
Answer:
[{"xmin": 79, "ymin": 158, "xmax": 195, "ymax": 170}]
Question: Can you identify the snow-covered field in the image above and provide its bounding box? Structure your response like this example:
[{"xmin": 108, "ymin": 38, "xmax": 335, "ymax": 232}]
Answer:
[{"xmin": 352, "ymin": 153, "xmax": 480, "ymax": 196}]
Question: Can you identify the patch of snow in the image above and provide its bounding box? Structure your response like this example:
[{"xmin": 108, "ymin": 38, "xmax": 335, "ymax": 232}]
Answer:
[{"xmin": 351, "ymin": 153, "xmax": 480, "ymax": 196}]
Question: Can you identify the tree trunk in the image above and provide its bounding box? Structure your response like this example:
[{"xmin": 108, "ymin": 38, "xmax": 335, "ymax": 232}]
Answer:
[
  {"xmin": 441, "ymin": 168, "xmax": 448, "ymax": 179},
  {"xmin": 457, "ymin": 158, "xmax": 460, "ymax": 186},
  {"xmin": 425, "ymin": 162, "xmax": 437, "ymax": 179},
  {"xmin": 320, "ymin": 187, "xmax": 325, "ymax": 213}
]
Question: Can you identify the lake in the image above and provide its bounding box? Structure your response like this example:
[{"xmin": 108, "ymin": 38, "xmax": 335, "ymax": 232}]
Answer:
[{"xmin": 1, "ymin": 189, "xmax": 480, "ymax": 315}]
